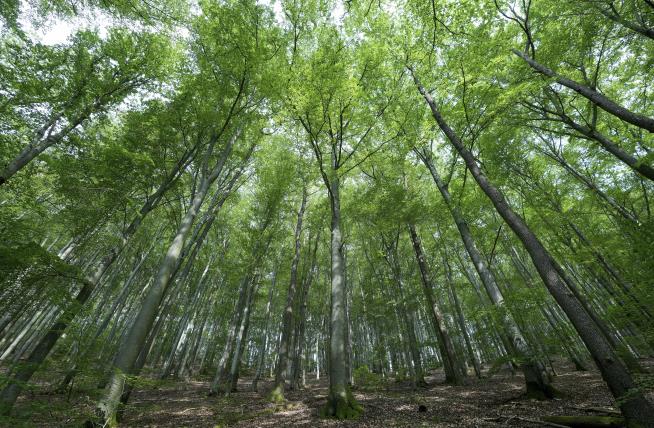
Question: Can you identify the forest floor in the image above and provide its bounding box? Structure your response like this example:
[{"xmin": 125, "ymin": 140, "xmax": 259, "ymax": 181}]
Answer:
[{"xmin": 5, "ymin": 359, "xmax": 654, "ymax": 427}]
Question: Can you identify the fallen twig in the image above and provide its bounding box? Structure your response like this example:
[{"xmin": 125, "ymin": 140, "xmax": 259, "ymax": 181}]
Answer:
[
  {"xmin": 486, "ymin": 415, "xmax": 570, "ymax": 428},
  {"xmin": 569, "ymin": 406, "xmax": 621, "ymax": 416}
]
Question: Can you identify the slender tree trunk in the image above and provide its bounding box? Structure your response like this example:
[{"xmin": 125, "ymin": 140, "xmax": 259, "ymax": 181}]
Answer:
[
  {"xmin": 270, "ymin": 189, "xmax": 307, "ymax": 401},
  {"xmin": 291, "ymin": 231, "xmax": 320, "ymax": 389},
  {"xmin": 440, "ymin": 246, "xmax": 482, "ymax": 378},
  {"xmin": 0, "ymin": 111, "xmax": 88, "ymax": 185},
  {"xmin": 209, "ymin": 275, "xmax": 251, "ymax": 394},
  {"xmin": 227, "ymin": 275, "xmax": 259, "ymax": 393},
  {"xmin": 97, "ymin": 181, "xmax": 209, "ymax": 424},
  {"xmin": 96, "ymin": 129, "xmax": 239, "ymax": 425},
  {"xmin": 411, "ymin": 68, "xmax": 654, "ymax": 425},
  {"xmin": 545, "ymin": 106, "xmax": 654, "ymax": 182},
  {"xmin": 252, "ymin": 273, "xmax": 276, "ymax": 391},
  {"xmin": 415, "ymin": 148, "xmax": 553, "ymax": 397},
  {"xmin": 0, "ymin": 148, "xmax": 194, "ymax": 416},
  {"xmin": 407, "ymin": 224, "xmax": 464, "ymax": 384},
  {"xmin": 513, "ymin": 49, "xmax": 654, "ymax": 132},
  {"xmin": 161, "ymin": 259, "xmax": 212, "ymax": 379}
]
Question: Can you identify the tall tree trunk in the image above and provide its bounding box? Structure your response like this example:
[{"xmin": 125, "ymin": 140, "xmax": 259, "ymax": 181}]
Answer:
[
  {"xmin": 270, "ymin": 189, "xmax": 307, "ymax": 401},
  {"xmin": 407, "ymin": 224, "xmax": 464, "ymax": 384},
  {"xmin": 97, "ymin": 180, "xmax": 209, "ymax": 425},
  {"xmin": 411, "ymin": 68, "xmax": 654, "ymax": 425},
  {"xmin": 161, "ymin": 258, "xmax": 213, "ymax": 379},
  {"xmin": 440, "ymin": 245, "xmax": 482, "ymax": 378},
  {"xmin": 227, "ymin": 274, "xmax": 259, "ymax": 393},
  {"xmin": 291, "ymin": 230, "xmax": 320, "ymax": 389},
  {"xmin": 0, "ymin": 146, "xmax": 194, "ymax": 416},
  {"xmin": 252, "ymin": 272, "xmax": 276, "ymax": 392},
  {"xmin": 209, "ymin": 275, "xmax": 251, "ymax": 394},
  {"xmin": 380, "ymin": 232, "xmax": 429, "ymax": 386},
  {"xmin": 539, "ymin": 102, "xmax": 654, "ymax": 182},
  {"xmin": 96, "ymin": 129, "xmax": 239, "ymax": 426},
  {"xmin": 321, "ymin": 170, "xmax": 361, "ymax": 418},
  {"xmin": 415, "ymin": 148, "xmax": 553, "ymax": 397}
]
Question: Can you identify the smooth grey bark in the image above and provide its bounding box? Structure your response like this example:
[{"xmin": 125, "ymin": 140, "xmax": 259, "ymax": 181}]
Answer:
[
  {"xmin": 0, "ymin": 147, "xmax": 194, "ymax": 415},
  {"xmin": 529, "ymin": 98, "xmax": 654, "ymax": 182},
  {"xmin": 114, "ymin": 298, "xmax": 172, "ymax": 422},
  {"xmin": 325, "ymin": 170, "xmax": 352, "ymax": 412},
  {"xmin": 271, "ymin": 189, "xmax": 307, "ymax": 400},
  {"xmin": 415, "ymin": 147, "xmax": 553, "ymax": 397},
  {"xmin": 513, "ymin": 49, "xmax": 654, "ymax": 133},
  {"xmin": 97, "ymin": 129, "xmax": 240, "ymax": 425},
  {"xmin": 209, "ymin": 274, "xmax": 251, "ymax": 394},
  {"xmin": 227, "ymin": 274, "xmax": 259, "ymax": 393},
  {"xmin": 440, "ymin": 245, "xmax": 482, "ymax": 378},
  {"xmin": 411, "ymin": 68, "xmax": 654, "ymax": 425},
  {"xmin": 252, "ymin": 272, "xmax": 276, "ymax": 392},
  {"xmin": 406, "ymin": 225, "xmax": 464, "ymax": 384},
  {"xmin": 301, "ymin": 110, "xmax": 361, "ymax": 416}
]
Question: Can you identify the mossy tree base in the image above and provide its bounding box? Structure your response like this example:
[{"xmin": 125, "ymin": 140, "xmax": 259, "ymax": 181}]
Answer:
[
  {"xmin": 268, "ymin": 385, "xmax": 286, "ymax": 404},
  {"xmin": 319, "ymin": 388, "xmax": 363, "ymax": 420},
  {"xmin": 208, "ymin": 381, "xmax": 230, "ymax": 397}
]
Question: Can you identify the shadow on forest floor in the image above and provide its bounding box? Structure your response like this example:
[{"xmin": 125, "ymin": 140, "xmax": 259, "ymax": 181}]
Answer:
[{"xmin": 5, "ymin": 359, "xmax": 654, "ymax": 427}]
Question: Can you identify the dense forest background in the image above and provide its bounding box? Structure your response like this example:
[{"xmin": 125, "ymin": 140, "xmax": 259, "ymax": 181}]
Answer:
[{"xmin": 1, "ymin": 0, "xmax": 653, "ymax": 426}]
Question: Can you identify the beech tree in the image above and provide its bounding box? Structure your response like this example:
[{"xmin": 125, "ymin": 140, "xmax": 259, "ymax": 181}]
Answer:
[{"xmin": 1, "ymin": 0, "xmax": 653, "ymax": 427}]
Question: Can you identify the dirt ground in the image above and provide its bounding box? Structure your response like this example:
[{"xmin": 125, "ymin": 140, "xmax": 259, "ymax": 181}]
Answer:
[{"xmin": 6, "ymin": 360, "xmax": 654, "ymax": 427}]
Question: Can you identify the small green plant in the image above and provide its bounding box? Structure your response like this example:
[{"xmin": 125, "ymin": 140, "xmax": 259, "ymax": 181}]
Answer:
[
  {"xmin": 394, "ymin": 367, "xmax": 409, "ymax": 383},
  {"xmin": 353, "ymin": 365, "xmax": 385, "ymax": 390}
]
